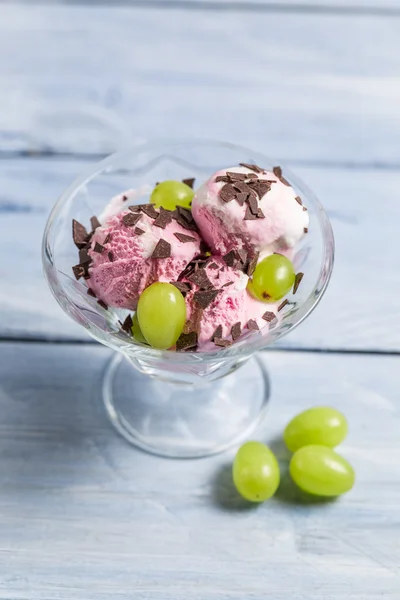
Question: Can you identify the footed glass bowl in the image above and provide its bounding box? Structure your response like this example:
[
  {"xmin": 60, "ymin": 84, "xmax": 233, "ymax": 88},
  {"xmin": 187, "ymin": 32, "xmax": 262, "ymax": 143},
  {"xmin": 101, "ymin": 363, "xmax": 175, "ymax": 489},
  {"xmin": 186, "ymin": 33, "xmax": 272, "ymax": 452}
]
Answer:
[{"xmin": 42, "ymin": 140, "xmax": 334, "ymax": 458}]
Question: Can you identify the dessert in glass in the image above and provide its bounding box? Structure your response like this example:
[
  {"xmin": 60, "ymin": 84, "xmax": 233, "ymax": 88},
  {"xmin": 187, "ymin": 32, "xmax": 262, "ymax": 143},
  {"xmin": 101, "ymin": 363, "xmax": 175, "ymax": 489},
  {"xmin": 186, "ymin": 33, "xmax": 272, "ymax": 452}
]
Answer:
[{"xmin": 42, "ymin": 140, "xmax": 334, "ymax": 458}]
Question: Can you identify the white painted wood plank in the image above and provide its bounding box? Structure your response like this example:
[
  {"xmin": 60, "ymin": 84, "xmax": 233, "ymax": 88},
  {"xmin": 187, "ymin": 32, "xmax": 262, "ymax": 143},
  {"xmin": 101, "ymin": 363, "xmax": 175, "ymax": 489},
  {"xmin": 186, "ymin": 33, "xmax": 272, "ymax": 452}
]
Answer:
[
  {"xmin": 1, "ymin": 158, "xmax": 399, "ymax": 351},
  {"xmin": 0, "ymin": 342, "xmax": 399, "ymax": 598},
  {"xmin": 0, "ymin": 5, "xmax": 399, "ymax": 165}
]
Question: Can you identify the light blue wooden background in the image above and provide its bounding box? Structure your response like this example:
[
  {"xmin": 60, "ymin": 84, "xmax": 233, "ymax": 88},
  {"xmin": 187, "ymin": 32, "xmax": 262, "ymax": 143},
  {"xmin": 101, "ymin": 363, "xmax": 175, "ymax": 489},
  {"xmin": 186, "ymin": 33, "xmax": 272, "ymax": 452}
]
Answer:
[{"xmin": 0, "ymin": 1, "xmax": 399, "ymax": 598}]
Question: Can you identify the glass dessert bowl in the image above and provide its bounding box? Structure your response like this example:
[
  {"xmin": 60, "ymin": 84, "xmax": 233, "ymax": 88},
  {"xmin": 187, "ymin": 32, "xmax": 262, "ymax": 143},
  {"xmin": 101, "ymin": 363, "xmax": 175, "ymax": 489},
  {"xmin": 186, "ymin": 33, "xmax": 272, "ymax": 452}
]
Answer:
[{"xmin": 42, "ymin": 140, "xmax": 334, "ymax": 458}]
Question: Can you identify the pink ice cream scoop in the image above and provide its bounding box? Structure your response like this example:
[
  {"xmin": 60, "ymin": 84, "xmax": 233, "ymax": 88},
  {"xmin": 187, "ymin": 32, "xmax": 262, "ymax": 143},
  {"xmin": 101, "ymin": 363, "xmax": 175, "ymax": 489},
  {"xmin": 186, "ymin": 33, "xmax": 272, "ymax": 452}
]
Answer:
[
  {"xmin": 192, "ymin": 165, "xmax": 309, "ymax": 258},
  {"xmin": 181, "ymin": 257, "xmax": 279, "ymax": 351},
  {"xmin": 87, "ymin": 206, "xmax": 202, "ymax": 309}
]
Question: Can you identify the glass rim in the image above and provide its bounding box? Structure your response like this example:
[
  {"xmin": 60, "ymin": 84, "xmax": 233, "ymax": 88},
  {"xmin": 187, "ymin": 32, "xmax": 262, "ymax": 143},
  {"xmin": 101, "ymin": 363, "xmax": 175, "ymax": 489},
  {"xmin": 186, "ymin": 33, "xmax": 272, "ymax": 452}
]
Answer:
[{"xmin": 42, "ymin": 138, "xmax": 335, "ymax": 362}]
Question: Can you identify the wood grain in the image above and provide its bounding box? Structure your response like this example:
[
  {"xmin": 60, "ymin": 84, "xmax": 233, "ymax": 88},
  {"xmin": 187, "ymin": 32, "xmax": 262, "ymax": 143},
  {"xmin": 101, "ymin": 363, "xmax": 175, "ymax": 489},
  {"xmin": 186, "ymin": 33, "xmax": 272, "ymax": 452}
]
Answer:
[
  {"xmin": 0, "ymin": 4, "xmax": 399, "ymax": 165},
  {"xmin": 0, "ymin": 341, "xmax": 399, "ymax": 598},
  {"xmin": 1, "ymin": 158, "xmax": 399, "ymax": 350}
]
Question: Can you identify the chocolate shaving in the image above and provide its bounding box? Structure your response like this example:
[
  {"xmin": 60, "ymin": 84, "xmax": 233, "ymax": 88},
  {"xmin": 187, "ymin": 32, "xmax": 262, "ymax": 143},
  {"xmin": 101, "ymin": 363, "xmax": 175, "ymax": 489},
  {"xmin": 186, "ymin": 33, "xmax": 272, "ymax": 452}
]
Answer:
[
  {"xmin": 72, "ymin": 264, "xmax": 86, "ymax": 280},
  {"xmin": 273, "ymin": 165, "xmax": 290, "ymax": 186},
  {"xmin": 219, "ymin": 184, "xmax": 237, "ymax": 203},
  {"xmin": 232, "ymin": 181, "xmax": 251, "ymax": 195},
  {"xmin": 278, "ymin": 299, "xmax": 289, "ymax": 312},
  {"xmin": 303, "ymin": 206, "xmax": 307, "ymax": 212},
  {"xmin": 215, "ymin": 175, "xmax": 230, "ymax": 183},
  {"xmin": 193, "ymin": 289, "xmax": 219, "ymax": 309},
  {"xmin": 177, "ymin": 206, "xmax": 194, "ymax": 223},
  {"xmin": 223, "ymin": 250, "xmax": 237, "ymax": 267},
  {"xmin": 129, "ymin": 205, "xmax": 141, "ymax": 213},
  {"xmin": 247, "ymin": 319, "xmax": 259, "ymax": 331},
  {"xmin": 79, "ymin": 248, "xmax": 91, "ymax": 264},
  {"xmin": 90, "ymin": 216, "xmax": 101, "ymax": 231},
  {"xmin": 295, "ymin": 196, "xmax": 303, "ymax": 206},
  {"xmin": 93, "ymin": 242, "xmax": 104, "ymax": 254},
  {"xmin": 140, "ymin": 204, "xmax": 159, "ymax": 219},
  {"xmin": 246, "ymin": 172, "xmax": 258, "ymax": 179},
  {"xmin": 153, "ymin": 207, "xmax": 173, "ymax": 229},
  {"xmin": 72, "ymin": 219, "xmax": 89, "ymax": 249},
  {"xmin": 262, "ymin": 311, "xmax": 277, "ymax": 323},
  {"xmin": 208, "ymin": 262, "xmax": 219, "ymax": 270},
  {"xmin": 108, "ymin": 251, "xmax": 114, "ymax": 262},
  {"xmin": 171, "ymin": 281, "xmax": 191, "ymax": 296},
  {"xmin": 235, "ymin": 192, "xmax": 248, "ymax": 206},
  {"xmin": 97, "ymin": 300, "xmax": 108, "ymax": 311},
  {"xmin": 237, "ymin": 248, "xmax": 247, "ymax": 265},
  {"xmin": 221, "ymin": 281, "xmax": 233, "ymax": 288},
  {"xmin": 174, "ymin": 232, "xmax": 197, "ymax": 243},
  {"xmin": 176, "ymin": 331, "xmax": 198, "ymax": 351},
  {"xmin": 251, "ymin": 181, "xmax": 271, "ymax": 198},
  {"xmin": 134, "ymin": 227, "xmax": 145, "ymax": 235},
  {"xmin": 188, "ymin": 269, "xmax": 213, "ymax": 290},
  {"xmin": 122, "ymin": 195, "xmax": 128, "ymax": 202},
  {"xmin": 293, "ymin": 272, "xmax": 304, "ymax": 295},
  {"xmin": 151, "ymin": 239, "xmax": 171, "ymax": 259},
  {"xmin": 257, "ymin": 208, "xmax": 265, "ymax": 219},
  {"xmin": 182, "ymin": 177, "xmax": 195, "ymax": 189},
  {"xmin": 304, "ymin": 227, "xmax": 308, "ymax": 233},
  {"xmin": 214, "ymin": 338, "xmax": 232, "ymax": 348},
  {"xmin": 231, "ymin": 322, "xmax": 242, "ymax": 341},
  {"xmin": 211, "ymin": 325, "xmax": 223, "ymax": 341},
  {"xmin": 226, "ymin": 172, "xmax": 246, "ymax": 181},
  {"xmin": 244, "ymin": 206, "xmax": 257, "ymax": 220},
  {"xmin": 247, "ymin": 194, "xmax": 259, "ymax": 215},
  {"xmin": 87, "ymin": 288, "xmax": 96, "ymax": 298},
  {"xmin": 121, "ymin": 314, "xmax": 133, "ymax": 333},
  {"xmin": 239, "ymin": 163, "xmax": 264, "ymax": 173},
  {"xmin": 246, "ymin": 252, "xmax": 259, "ymax": 276},
  {"xmin": 103, "ymin": 233, "xmax": 111, "ymax": 245},
  {"xmin": 122, "ymin": 212, "xmax": 142, "ymax": 227}
]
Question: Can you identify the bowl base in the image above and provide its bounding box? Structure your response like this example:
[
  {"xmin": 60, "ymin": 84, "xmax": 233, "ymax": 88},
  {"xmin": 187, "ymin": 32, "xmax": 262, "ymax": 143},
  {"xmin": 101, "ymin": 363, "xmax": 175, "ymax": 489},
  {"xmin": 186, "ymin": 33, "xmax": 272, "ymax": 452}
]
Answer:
[{"xmin": 102, "ymin": 354, "xmax": 270, "ymax": 459}]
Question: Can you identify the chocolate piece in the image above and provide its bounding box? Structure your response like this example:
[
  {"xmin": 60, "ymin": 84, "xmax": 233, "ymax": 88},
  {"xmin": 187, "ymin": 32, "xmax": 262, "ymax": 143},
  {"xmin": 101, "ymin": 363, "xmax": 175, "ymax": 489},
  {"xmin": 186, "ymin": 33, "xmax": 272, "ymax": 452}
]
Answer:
[
  {"xmin": 182, "ymin": 177, "xmax": 195, "ymax": 188},
  {"xmin": 247, "ymin": 252, "xmax": 259, "ymax": 276},
  {"xmin": 122, "ymin": 212, "xmax": 142, "ymax": 227},
  {"xmin": 295, "ymin": 196, "xmax": 303, "ymax": 206},
  {"xmin": 304, "ymin": 227, "xmax": 308, "ymax": 233},
  {"xmin": 93, "ymin": 242, "xmax": 104, "ymax": 254},
  {"xmin": 79, "ymin": 248, "xmax": 91, "ymax": 264},
  {"xmin": 90, "ymin": 216, "xmax": 101, "ymax": 231},
  {"xmin": 72, "ymin": 264, "xmax": 85, "ymax": 280},
  {"xmin": 151, "ymin": 239, "xmax": 171, "ymax": 259},
  {"xmin": 177, "ymin": 206, "xmax": 194, "ymax": 223},
  {"xmin": 262, "ymin": 311, "xmax": 277, "ymax": 322},
  {"xmin": 214, "ymin": 338, "xmax": 232, "ymax": 348},
  {"xmin": 176, "ymin": 331, "xmax": 198, "ymax": 351},
  {"xmin": 273, "ymin": 166, "xmax": 283, "ymax": 179},
  {"xmin": 215, "ymin": 175, "xmax": 230, "ymax": 183},
  {"xmin": 211, "ymin": 325, "xmax": 223, "ymax": 341},
  {"xmin": 153, "ymin": 207, "xmax": 173, "ymax": 229},
  {"xmin": 122, "ymin": 195, "xmax": 128, "ymax": 202},
  {"xmin": 239, "ymin": 163, "xmax": 264, "ymax": 173},
  {"xmin": 235, "ymin": 192, "xmax": 248, "ymax": 206},
  {"xmin": 247, "ymin": 194, "xmax": 258, "ymax": 215},
  {"xmin": 188, "ymin": 269, "xmax": 212, "ymax": 290},
  {"xmin": 278, "ymin": 299, "xmax": 289, "ymax": 312},
  {"xmin": 251, "ymin": 181, "xmax": 271, "ymax": 198},
  {"xmin": 233, "ymin": 181, "xmax": 251, "ymax": 195},
  {"xmin": 72, "ymin": 219, "xmax": 88, "ymax": 249},
  {"xmin": 247, "ymin": 319, "xmax": 259, "ymax": 331},
  {"xmin": 221, "ymin": 281, "xmax": 233, "ymax": 288},
  {"xmin": 231, "ymin": 322, "xmax": 242, "ymax": 341},
  {"xmin": 223, "ymin": 250, "xmax": 237, "ymax": 267},
  {"xmin": 246, "ymin": 172, "xmax": 258, "ymax": 179},
  {"xmin": 174, "ymin": 232, "xmax": 197, "ymax": 243},
  {"xmin": 244, "ymin": 206, "xmax": 257, "ymax": 220},
  {"xmin": 193, "ymin": 289, "xmax": 219, "ymax": 309},
  {"xmin": 129, "ymin": 205, "xmax": 141, "ymax": 213},
  {"xmin": 171, "ymin": 281, "xmax": 191, "ymax": 296},
  {"xmin": 108, "ymin": 251, "xmax": 114, "ymax": 262},
  {"xmin": 219, "ymin": 184, "xmax": 237, "ymax": 203},
  {"xmin": 140, "ymin": 204, "xmax": 159, "ymax": 219},
  {"xmin": 103, "ymin": 233, "xmax": 111, "ymax": 245},
  {"xmin": 97, "ymin": 300, "xmax": 108, "ymax": 311},
  {"xmin": 303, "ymin": 206, "xmax": 307, "ymax": 212},
  {"xmin": 208, "ymin": 262, "xmax": 219, "ymax": 270},
  {"xmin": 237, "ymin": 248, "xmax": 247, "ymax": 265},
  {"xmin": 121, "ymin": 314, "xmax": 133, "ymax": 333},
  {"xmin": 257, "ymin": 208, "xmax": 265, "ymax": 219},
  {"xmin": 226, "ymin": 172, "xmax": 246, "ymax": 181},
  {"xmin": 134, "ymin": 227, "xmax": 145, "ymax": 235},
  {"xmin": 293, "ymin": 272, "xmax": 304, "ymax": 295},
  {"xmin": 87, "ymin": 288, "xmax": 96, "ymax": 298}
]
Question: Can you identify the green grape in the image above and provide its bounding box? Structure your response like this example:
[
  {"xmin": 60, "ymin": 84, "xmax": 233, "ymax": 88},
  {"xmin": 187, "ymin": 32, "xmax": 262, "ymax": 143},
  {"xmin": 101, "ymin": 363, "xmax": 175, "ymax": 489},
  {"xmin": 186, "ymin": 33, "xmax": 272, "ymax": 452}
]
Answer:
[
  {"xmin": 137, "ymin": 282, "xmax": 186, "ymax": 350},
  {"xmin": 131, "ymin": 313, "xmax": 148, "ymax": 344},
  {"xmin": 290, "ymin": 445, "xmax": 355, "ymax": 497},
  {"xmin": 233, "ymin": 441, "xmax": 280, "ymax": 502},
  {"xmin": 284, "ymin": 407, "xmax": 348, "ymax": 452},
  {"xmin": 151, "ymin": 180, "xmax": 194, "ymax": 211},
  {"xmin": 248, "ymin": 254, "xmax": 295, "ymax": 302}
]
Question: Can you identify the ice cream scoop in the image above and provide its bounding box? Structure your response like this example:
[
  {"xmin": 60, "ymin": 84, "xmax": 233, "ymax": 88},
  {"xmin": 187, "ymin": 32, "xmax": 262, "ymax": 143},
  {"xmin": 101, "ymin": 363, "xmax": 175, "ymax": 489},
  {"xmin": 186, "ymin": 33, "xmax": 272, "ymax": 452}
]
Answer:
[
  {"xmin": 87, "ymin": 205, "xmax": 202, "ymax": 309},
  {"xmin": 191, "ymin": 165, "xmax": 309, "ymax": 258}
]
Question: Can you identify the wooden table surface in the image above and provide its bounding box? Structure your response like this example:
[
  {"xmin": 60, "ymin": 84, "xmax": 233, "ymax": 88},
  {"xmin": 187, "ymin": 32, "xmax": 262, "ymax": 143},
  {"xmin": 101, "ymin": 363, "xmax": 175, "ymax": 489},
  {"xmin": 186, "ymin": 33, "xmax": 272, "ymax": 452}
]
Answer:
[{"xmin": 1, "ymin": 1, "xmax": 399, "ymax": 597}]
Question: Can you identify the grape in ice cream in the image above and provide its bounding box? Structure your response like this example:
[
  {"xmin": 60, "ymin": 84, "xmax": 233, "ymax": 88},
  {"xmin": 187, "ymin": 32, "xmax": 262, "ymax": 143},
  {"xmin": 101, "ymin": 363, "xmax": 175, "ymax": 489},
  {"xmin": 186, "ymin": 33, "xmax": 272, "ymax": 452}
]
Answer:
[{"xmin": 71, "ymin": 165, "xmax": 307, "ymax": 351}]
